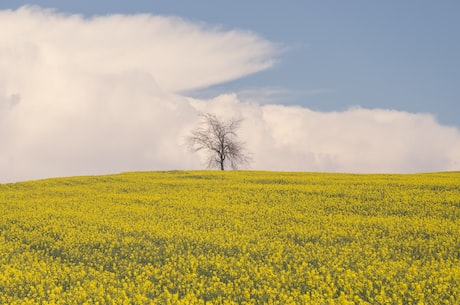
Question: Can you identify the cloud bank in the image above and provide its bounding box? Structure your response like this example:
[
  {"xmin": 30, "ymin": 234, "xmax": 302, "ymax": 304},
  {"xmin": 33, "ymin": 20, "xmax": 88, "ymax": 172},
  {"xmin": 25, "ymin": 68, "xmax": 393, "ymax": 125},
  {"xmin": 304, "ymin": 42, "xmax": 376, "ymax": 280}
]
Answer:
[{"xmin": 1, "ymin": 7, "xmax": 459, "ymax": 182}]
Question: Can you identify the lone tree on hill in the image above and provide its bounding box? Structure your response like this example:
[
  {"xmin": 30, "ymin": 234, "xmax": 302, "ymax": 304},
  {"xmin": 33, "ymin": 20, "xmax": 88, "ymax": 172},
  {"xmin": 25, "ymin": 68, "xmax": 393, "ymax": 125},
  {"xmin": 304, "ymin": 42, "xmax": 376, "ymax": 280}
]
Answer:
[{"xmin": 187, "ymin": 113, "xmax": 251, "ymax": 170}]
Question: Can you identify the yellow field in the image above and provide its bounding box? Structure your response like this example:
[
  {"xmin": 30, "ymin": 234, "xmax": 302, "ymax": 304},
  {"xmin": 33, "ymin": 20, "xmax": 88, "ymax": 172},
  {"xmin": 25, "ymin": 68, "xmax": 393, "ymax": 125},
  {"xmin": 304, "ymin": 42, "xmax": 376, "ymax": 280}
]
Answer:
[{"xmin": 1, "ymin": 171, "xmax": 459, "ymax": 304}]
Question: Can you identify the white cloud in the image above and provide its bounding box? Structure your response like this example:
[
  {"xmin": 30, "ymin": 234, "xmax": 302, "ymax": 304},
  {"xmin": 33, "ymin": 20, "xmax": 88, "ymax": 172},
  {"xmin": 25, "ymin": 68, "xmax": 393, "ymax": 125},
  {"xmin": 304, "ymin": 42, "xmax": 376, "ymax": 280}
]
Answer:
[
  {"xmin": 190, "ymin": 95, "xmax": 460, "ymax": 173},
  {"xmin": 0, "ymin": 6, "xmax": 275, "ymax": 182},
  {"xmin": 0, "ymin": 6, "xmax": 275, "ymax": 92},
  {"xmin": 235, "ymin": 87, "xmax": 335, "ymax": 104},
  {"xmin": 1, "ymin": 7, "xmax": 459, "ymax": 182}
]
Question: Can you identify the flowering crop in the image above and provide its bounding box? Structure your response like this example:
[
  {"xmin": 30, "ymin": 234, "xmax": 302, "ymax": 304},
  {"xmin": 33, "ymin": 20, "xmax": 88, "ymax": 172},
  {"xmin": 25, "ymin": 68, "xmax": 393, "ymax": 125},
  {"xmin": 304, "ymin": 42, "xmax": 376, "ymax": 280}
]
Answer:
[{"xmin": 0, "ymin": 171, "xmax": 459, "ymax": 304}]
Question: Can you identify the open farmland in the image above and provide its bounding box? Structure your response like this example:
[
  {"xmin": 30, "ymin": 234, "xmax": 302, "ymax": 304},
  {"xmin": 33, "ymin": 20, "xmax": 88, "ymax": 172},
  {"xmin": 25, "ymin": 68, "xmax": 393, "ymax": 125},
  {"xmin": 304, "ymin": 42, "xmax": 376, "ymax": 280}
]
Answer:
[{"xmin": 1, "ymin": 171, "xmax": 459, "ymax": 304}]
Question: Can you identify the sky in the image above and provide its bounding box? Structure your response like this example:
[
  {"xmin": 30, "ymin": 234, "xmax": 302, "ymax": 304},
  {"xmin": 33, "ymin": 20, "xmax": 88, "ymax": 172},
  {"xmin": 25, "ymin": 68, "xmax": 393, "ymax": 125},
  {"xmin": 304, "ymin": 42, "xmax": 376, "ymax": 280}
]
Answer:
[{"xmin": 1, "ymin": 1, "xmax": 459, "ymax": 182}]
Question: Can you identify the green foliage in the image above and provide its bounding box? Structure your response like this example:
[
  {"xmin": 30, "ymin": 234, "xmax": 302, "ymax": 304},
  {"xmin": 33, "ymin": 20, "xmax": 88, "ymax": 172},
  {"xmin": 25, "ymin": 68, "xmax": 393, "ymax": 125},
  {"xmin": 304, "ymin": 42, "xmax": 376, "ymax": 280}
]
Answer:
[{"xmin": 1, "ymin": 171, "xmax": 459, "ymax": 304}]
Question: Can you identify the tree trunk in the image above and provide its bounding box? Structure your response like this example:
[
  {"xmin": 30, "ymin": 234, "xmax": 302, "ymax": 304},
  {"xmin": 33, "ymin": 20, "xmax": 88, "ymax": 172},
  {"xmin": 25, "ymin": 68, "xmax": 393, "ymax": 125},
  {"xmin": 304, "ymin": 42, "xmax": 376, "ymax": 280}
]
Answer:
[
  {"xmin": 220, "ymin": 159, "xmax": 224, "ymax": 170},
  {"xmin": 220, "ymin": 154, "xmax": 225, "ymax": 170}
]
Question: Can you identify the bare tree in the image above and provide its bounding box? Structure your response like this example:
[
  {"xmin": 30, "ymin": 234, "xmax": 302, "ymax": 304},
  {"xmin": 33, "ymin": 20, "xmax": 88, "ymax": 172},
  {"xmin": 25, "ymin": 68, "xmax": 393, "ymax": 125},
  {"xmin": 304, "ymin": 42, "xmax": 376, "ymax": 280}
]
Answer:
[{"xmin": 187, "ymin": 113, "xmax": 251, "ymax": 170}]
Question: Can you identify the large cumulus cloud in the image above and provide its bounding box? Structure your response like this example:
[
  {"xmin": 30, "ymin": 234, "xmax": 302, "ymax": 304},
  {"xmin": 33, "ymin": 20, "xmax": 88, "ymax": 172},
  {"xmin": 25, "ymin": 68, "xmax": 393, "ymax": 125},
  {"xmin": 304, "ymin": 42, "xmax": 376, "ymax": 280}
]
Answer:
[
  {"xmin": 1, "ymin": 6, "xmax": 459, "ymax": 182},
  {"xmin": 191, "ymin": 94, "xmax": 460, "ymax": 173}
]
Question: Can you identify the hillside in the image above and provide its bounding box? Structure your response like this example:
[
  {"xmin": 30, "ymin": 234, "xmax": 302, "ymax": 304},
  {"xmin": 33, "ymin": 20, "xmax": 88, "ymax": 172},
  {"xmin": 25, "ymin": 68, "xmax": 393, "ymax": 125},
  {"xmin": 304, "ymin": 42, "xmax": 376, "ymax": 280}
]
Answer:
[{"xmin": 1, "ymin": 171, "xmax": 459, "ymax": 304}]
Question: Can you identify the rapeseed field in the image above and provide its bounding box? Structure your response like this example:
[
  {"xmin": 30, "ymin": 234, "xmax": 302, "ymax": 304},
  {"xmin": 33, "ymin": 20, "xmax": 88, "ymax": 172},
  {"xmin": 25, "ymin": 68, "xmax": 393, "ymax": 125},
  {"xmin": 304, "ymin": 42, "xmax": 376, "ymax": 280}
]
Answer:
[{"xmin": 0, "ymin": 171, "xmax": 459, "ymax": 304}]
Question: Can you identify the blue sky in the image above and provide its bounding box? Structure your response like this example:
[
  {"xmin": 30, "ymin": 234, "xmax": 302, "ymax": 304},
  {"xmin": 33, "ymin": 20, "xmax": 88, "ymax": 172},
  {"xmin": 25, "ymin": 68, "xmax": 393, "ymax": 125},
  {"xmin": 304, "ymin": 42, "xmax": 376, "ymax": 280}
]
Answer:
[
  {"xmin": 1, "ymin": 1, "xmax": 460, "ymax": 181},
  {"xmin": 2, "ymin": 0, "xmax": 459, "ymax": 127}
]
